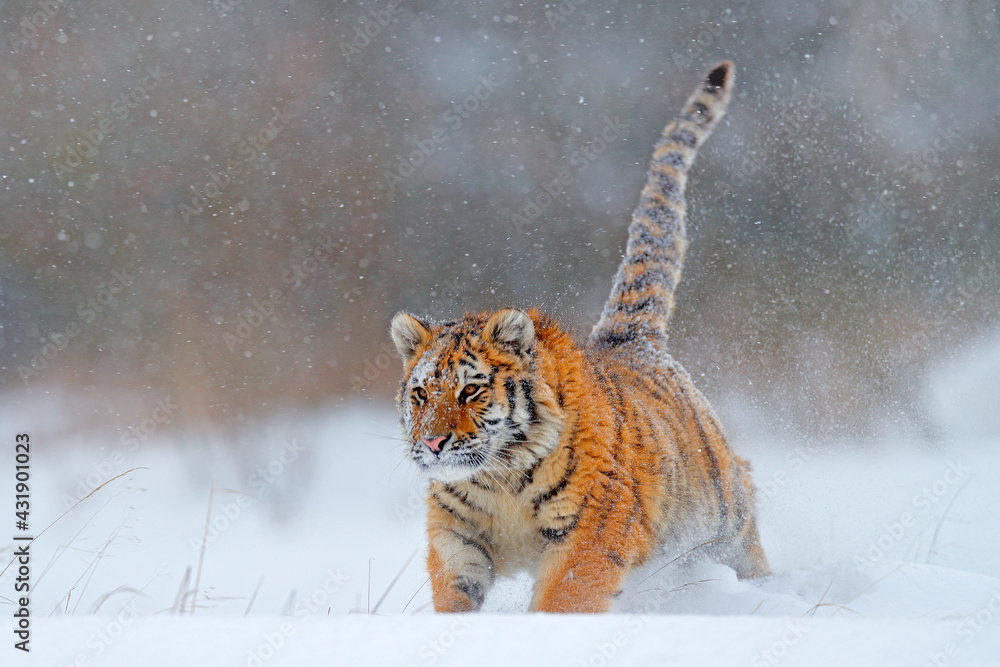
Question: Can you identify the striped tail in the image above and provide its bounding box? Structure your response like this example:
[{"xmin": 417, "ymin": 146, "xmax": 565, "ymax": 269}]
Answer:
[{"xmin": 589, "ymin": 61, "xmax": 735, "ymax": 349}]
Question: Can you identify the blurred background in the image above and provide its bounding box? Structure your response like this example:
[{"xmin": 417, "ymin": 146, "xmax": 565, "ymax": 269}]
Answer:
[{"xmin": 1, "ymin": 0, "xmax": 998, "ymax": 450}]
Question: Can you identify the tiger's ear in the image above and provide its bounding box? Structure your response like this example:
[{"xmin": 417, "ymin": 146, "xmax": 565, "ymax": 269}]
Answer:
[
  {"xmin": 483, "ymin": 309, "xmax": 535, "ymax": 359},
  {"xmin": 391, "ymin": 312, "xmax": 433, "ymax": 361}
]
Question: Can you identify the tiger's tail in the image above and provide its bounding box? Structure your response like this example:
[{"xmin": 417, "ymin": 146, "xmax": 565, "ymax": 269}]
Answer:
[{"xmin": 589, "ymin": 61, "xmax": 735, "ymax": 349}]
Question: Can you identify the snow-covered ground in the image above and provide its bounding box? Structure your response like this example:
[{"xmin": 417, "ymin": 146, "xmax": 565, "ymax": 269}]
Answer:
[{"xmin": 3, "ymin": 394, "xmax": 1000, "ymax": 665}]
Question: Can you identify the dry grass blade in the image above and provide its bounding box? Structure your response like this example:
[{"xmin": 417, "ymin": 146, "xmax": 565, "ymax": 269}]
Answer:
[
  {"xmin": 0, "ymin": 467, "xmax": 148, "ymax": 579},
  {"xmin": 924, "ymin": 477, "xmax": 973, "ymax": 564},
  {"xmin": 371, "ymin": 549, "xmax": 417, "ymax": 615},
  {"xmin": 630, "ymin": 534, "xmax": 733, "ymax": 591},
  {"xmin": 191, "ymin": 482, "xmax": 215, "ymax": 616},
  {"xmin": 804, "ymin": 580, "xmax": 834, "ymax": 617},
  {"xmin": 70, "ymin": 523, "xmax": 126, "ymax": 614},
  {"xmin": 171, "ymin": 567, "xmax": 192, "ymax": 615},
  {"xmin": 403, "ymin": 576, "xmax": 430, "ymax": 614},
  {"xmin": 245, "ymin": 576, "xmax": 265, "ymax": 616},
  {"xmin": 281, "ymin": 590, "xmax": 297, "ymax": 616},
  {"xmin": 90, "ymin": 585, "xmax": 145, "ymax": 614}
]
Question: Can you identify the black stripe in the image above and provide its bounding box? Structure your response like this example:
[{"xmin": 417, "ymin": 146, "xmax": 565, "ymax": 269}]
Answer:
[
  {"xmin": 615, "ymin": 297, "xmax": 655, "ymax": 316},
  {"xmin": 689, "ymin": 100, "xmax": 712, "ymax": 122},
  {"xmin": 448, "ymin": 529, "xmax": 495, "ymax": 575},
  {"xmin": 622, "ymin": 248, "xmax": 667, "ymax": 267},
  {"xmin": 520, "ymin": 379, "xmax": 537, "ymax": 424},
  {"xmin": 622, "ymin": 266, "xmax": 672, "ymax": 291},
  {"xmin": 441, "ymin": 483, "xmax": 488, "ymax": 515},
  {"xmin": 532, "ymin": 459, "xmax": 576, "ymax": 514},
  {"xmin": 594, "ymin": 322, "xmax": 653, "ymax": 350},
  {"xmin": 635, "ymin": 197, "xmax": 684, "ymax": 228},
  {"xmin": 654, "ymin": 171, "xmax": 682, "ymax": 201},
  {"xmin": 504, "ymin": 377, "xmax": 517, "ymax": 409},
  {"xmin": 539, "ymin": 527, "xmax": 569, "ymax": 542},
  {"xmin": 539, "ymin": 509, "xmax": 582, "ymax": 542},
  {"xmin": 629, "ymin": 470, "xmax": 654, "ymax": 538},
  {"xmin": 468, "ymin": 476, "xmax": 493, "ymax": 491},
  {"xmin": 656, "ymin": 150, "xmax": 687, "ymax": 170},
  {"xmin": 666, "ymin": 128, "xmax": 697, "ymax": 148},
  {"xmin": 592, "ymin": 329, "xmax": 639, "ymax": 349},
  {"xmin": 432, "ymin": 493, "xmax": 477, "ymax": 527},
  {"xmin": 513, "ymin": 456, "xmax": 544, "ymax": 493},
  {"xmin": 593, "ymin": 481, "xmax": 618, "ymax": 540},
  {"xmin": 594, "ymin": 367, "xmax": 625, "ymax": 451},
  {"xmin": 679, "ymin": 385, "xmax": 729, "ymax": 533}
]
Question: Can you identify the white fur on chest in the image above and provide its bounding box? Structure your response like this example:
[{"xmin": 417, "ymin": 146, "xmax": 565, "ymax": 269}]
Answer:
[{"xmin": 472, "ymin": 484, "xmax": 546, "ymax": 575}]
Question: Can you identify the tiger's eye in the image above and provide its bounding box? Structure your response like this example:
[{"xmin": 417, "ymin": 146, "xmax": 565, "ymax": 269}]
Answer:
[
  {"xmin": 462, "ymin": 384, "xmax": 479, "ymax": 396},
  {"xmin": 415, "ymin": 387, "xmax": 428, "ymax": 400}
]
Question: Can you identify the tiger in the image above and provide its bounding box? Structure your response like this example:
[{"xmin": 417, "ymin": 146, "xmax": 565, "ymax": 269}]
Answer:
[{"xmin": 390, "ymin": 60, "xmax": 770, "ymax": 613}]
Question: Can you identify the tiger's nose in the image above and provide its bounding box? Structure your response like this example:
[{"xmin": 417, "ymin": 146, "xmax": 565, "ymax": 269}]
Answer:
[{"xmin": 421, "ymin": 434, "xmax": 449, "ymax": 453}]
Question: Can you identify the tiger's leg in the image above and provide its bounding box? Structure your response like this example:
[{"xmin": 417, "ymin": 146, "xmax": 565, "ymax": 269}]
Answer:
[
  {"xmin": 530, "ymin": 483, "xmax": 645, "ymax": 613},
  {"xmin": 724, "ymin": 459, "xmax": 771, "ymax": 578},
  {"xmin": 725, "ymin": 517, "xmax": 771, "ymax": 578},
  {"xmin": 427, "ymin": 505, "xmax": 496, "ymax": 612}
]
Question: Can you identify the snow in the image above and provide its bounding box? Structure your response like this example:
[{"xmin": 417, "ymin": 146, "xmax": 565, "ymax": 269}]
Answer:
[
  {"xmin": 15, "ymin": 615, "xmax": 1000, "ymax": 667},
  {"xmin": 4, "ymin": 402, "xmax": 1000, "ymax": 666}
]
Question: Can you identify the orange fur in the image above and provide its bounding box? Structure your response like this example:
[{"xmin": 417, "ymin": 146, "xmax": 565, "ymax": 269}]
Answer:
[{"xmin": 392, "ymin": 62, "xmax": 769, "ymax": 613}]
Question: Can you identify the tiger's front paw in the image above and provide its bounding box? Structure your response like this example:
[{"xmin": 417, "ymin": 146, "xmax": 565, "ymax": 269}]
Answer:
[{"xmin": 434, "ymin": 576, "xmax": 484, "ymax": 612}]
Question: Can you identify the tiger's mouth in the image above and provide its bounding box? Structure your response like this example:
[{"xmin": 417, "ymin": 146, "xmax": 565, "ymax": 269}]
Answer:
[{"xmin": 410, "ymin": 434, "xmax": 492, "ymax": 481}]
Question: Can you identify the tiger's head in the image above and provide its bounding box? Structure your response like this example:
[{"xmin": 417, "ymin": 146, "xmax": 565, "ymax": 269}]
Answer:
[{"xmin": 390, "ymin": 308, "xmax": 562, "ymax": 483}]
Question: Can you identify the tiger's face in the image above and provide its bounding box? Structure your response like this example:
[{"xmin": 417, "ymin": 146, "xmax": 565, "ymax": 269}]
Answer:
[{"xmin": 391, "ymin": 309, "xmax": 556, "ymax": 483}]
